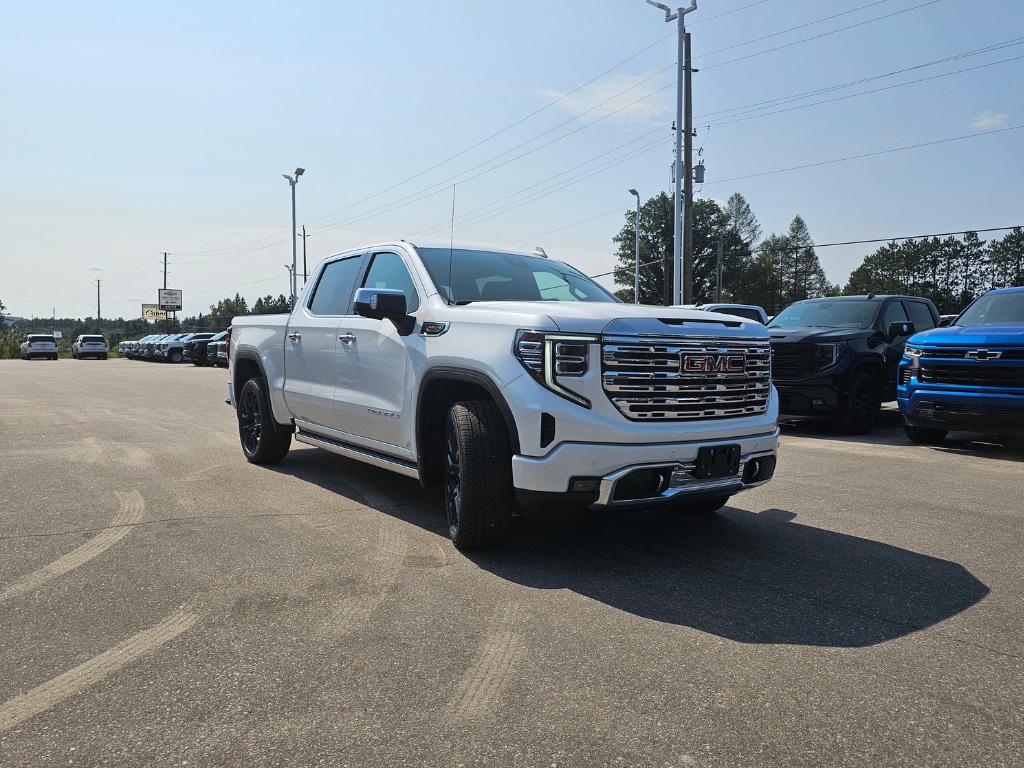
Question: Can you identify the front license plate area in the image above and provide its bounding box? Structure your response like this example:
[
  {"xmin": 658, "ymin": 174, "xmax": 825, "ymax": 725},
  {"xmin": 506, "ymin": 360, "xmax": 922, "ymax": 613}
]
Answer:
[{"xmin": 694, "ymin": 444, "xmax": 741, "ymax": 479}]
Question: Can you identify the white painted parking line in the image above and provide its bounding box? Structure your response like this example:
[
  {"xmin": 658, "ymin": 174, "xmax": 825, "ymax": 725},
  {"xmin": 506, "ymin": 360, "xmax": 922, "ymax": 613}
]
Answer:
[
  {"xmin": 0, "ymin": 490, "xmax": 145, "ymax": 603},
  {"xmin": 0, "ymin": 604, "xmax": 198, "ymax": 732}
]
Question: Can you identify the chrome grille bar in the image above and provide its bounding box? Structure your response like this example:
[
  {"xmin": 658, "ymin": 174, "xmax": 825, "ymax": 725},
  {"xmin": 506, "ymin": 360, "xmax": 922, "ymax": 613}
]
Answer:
[{"xmin": 601, "ymin": 336, "xmax": 771, "ymax": 421}]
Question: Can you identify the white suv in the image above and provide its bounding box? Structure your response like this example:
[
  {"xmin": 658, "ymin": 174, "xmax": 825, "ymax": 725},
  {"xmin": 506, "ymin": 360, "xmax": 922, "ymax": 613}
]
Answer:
[
  {"xmin": 20, "ymin": 334, "xmax": 59, "ymax": 360},
  {"xmin": 230, "ymin": 243, "xmax": 779, "ymax": 548},
  {"xmin": 72, "ymin": 334, "xmax": 109, "ymax": 360}
]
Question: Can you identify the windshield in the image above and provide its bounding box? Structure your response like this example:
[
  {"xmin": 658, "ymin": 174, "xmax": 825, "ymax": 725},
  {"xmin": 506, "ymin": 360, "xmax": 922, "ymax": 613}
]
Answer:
[
  {"xmin": 768, "ymin": 300, "xmax": 880, "ymax": 330},
  {"xmin": 418, "ymin": 248, "xmax": 619, "ymax": 304},
  {"xmin": 956, "ymin": 291, "xmax": 1024, "ymax": 326}
]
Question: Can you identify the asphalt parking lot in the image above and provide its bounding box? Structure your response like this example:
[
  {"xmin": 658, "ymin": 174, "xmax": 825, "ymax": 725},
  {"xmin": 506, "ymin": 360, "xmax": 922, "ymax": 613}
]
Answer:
[{"xmin": 1, "ymin": 358, "xmax": 1022, "ymax": 767}]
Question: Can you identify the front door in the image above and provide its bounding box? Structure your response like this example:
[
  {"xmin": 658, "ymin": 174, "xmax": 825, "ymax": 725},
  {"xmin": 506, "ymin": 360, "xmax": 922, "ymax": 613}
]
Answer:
[
  {"xmin": 283, "ymin": 253, "xmax": 365, "ymax": 431},
  {"xmin": 334, "ymin": 251, "xmax": 421, "ymax": 454}
]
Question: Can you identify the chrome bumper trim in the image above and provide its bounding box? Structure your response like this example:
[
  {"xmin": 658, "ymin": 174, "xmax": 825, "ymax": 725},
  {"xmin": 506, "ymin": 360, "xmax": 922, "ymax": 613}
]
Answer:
[{"xmin": 590, "ymin": 449, "xmax": 776, "ymax": 510}]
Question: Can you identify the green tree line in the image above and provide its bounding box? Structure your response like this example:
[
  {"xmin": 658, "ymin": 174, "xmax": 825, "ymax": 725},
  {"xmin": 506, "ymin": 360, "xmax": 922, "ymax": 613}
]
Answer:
[
  {"xmin": 611, "ymin": 193, "xmax": 1022, "ymax": 316},
  {"xmin": 180, "ymin": 293, "xmax": 291, "ymax": 332}
]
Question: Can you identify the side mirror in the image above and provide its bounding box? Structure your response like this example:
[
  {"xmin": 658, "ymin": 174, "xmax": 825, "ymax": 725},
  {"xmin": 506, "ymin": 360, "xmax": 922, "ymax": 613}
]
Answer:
[
  {"xmin": 353, "ymin": 288, "xmax": 415, "ymax": 336},
  {"xmin": 937, "ymin": 317, "xmax": 953, "ymax": 327},
  {"xmin": 887, "ymin": 321, "xmax": 916, "ymax": 338}
]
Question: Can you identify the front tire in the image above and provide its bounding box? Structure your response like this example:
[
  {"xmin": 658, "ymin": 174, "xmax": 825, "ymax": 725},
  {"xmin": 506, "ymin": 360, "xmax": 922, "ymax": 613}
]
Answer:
[
  {"xmin": 904, "ymin": 422, "xmax": 947, "ymax": 445},
  {"xmin": 237, "ymin": 377, "xmax": 291, "ymax": 464},
  {"xmin": 837, "ymin": 373, "xmax": 880, "ymax": 434},
  {"xmin": 170, "ymin": 351, "xmax": 183, "ymax": 364},
  {"xmin": 445, "ymin": 400, "xmax": 515, "ymax": 550}
]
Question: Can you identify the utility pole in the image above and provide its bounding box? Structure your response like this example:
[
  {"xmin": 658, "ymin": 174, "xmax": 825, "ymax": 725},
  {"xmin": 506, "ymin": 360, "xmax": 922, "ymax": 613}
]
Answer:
[
  {"xmin": 646, "ymin": 0, "xmax": 697, "ymax": 306},
  {"xmin": 162, "ymin": 251, "xmax": 168, "ymax": 333},
  {"xmin": 716, "ymin": 240, "xmax": 723, "ymax": 302},
  {"xmin": 302, "ymin": 225, "xmax": 308, "ymax": 285},
  {"xmin": 96, "ymin": 280, "xmax": 101, "ymax": 327},
  {"xmin": 683, "ymin": 30, "xmax": 694, "ymax": 304},
  {"xmin": 629, "ymin": 189, "xmax": 641, "ymax": 304}
]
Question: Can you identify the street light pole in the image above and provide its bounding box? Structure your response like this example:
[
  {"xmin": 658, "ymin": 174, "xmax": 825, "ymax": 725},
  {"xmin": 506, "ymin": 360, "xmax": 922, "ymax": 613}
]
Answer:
[
  {"xmin": 629, "ymin": 189, "xmax": 641, "ymax": 304},
  {"xmin": 646, "ymin": 0, "xmax": 696, "ymax": 306},
  {"xmin": 282, "ymin": 168, "xmax": 305, "ymax": 305}
]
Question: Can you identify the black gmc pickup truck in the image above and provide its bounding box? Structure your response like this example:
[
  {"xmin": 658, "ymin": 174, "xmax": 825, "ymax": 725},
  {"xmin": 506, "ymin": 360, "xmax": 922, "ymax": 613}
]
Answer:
[{"xmin": 768, "ymin": 295, "xmax": 940, "ymax": 433}]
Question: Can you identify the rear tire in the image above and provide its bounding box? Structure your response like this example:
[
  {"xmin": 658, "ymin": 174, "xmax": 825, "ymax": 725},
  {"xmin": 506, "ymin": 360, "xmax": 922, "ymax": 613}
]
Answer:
[
  {"xmin": 444, "ymin": 400, "xmax": 515, "ymax": 549},
  {"xmin": 904, "ymin": 422, "xmax": 947, "ymax": 445},
  {"xmin": 678, "ymin": 496, "xmax": 730, "ymax": 516},
  {"xmin": 237, "ymin": 377, "xmax": 291, "ymax": 464},
  {"xmin": 837, "ymin": 373, "xmax": 880, "ymax": 434}
]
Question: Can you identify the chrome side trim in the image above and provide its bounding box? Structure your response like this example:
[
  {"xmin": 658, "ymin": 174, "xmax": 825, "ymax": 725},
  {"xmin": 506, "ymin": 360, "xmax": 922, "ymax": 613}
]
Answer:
[{"xmin": 295, "ymin": 429, "xmax": 420, "ymax": 480}]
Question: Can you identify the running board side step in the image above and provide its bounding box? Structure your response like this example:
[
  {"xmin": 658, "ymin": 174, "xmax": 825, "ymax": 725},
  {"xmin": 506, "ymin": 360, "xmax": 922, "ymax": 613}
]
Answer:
[{"xmin": 294, "ymin": 429, "xmax": 420, "ymax": 480}]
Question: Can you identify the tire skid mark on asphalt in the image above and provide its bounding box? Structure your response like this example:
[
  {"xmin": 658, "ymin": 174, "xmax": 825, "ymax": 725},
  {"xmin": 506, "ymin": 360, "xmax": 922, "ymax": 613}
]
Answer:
[
  {"xmin": 0, "ymin": 602, "xmax": 199, "ymax": 733},
  {"xmin": 0, "ymin": 490, "xmax": 145, "ymax": 603},
  {"xmin": 324, "ymin": 478, "xmax": 409, "ymax": 637},
  {"xmin": 448, "ymin": 587, "xmax": 523, "ymax": 723}
]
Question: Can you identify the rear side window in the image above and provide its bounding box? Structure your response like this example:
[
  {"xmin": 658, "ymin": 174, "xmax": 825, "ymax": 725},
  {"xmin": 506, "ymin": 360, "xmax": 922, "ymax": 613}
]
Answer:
[
  {"xmin": 361, "ymin": 252, "xmax": 420, "ymax": 313},
  {"xmin": 309, "ymin": 255, "xmax": 364, "ymax": 315},
  {"xmin": 906, "ymin": 301, "xmax": 935, "ymax": 330}
]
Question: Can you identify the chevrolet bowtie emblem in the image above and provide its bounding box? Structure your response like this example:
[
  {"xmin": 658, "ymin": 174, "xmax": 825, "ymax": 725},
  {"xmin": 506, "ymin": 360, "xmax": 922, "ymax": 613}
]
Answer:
[{"xmin": 965, "ymin": 349, "xmax": 1002, "ymax": 360}]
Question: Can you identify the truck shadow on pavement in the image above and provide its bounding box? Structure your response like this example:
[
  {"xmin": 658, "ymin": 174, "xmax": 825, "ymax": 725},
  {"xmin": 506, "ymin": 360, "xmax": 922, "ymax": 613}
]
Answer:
[{"xmin": 270, "ymin": 448, "xmax": 989, "ymax": 649}]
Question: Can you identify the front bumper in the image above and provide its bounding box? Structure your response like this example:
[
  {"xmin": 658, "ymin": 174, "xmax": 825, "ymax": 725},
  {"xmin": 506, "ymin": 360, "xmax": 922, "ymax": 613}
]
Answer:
[
  {"xmin": 899, "ymin": 386, "xmax": 1024, "ymax": 434},
  {"xmin": 512, "ymin": 428, "xmax": 779, "ymax": 516}
]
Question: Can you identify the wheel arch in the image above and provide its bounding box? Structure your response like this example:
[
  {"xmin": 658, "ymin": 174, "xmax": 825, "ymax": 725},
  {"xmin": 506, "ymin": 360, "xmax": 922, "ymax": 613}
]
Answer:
[
  {"xmin": 233, "ymin": 351, "xmax": 293, "ymax": 434},
  {"xmin": 416, "ymin": 367, "xmax": 521, "ymax": 488}
]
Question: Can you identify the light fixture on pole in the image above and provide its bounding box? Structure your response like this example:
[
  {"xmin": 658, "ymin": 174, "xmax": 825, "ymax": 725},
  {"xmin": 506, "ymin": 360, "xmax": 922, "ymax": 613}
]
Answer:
[
  {"xmin": 628, "ymin": 189, "xmax": 641, "ymax": 305},
  {"xmin": 646, "ymin": 0, "xmax": 696, "ymax": 306},
  {"xmin": 284, "ymin": 264, "xmax": 295, "ymax": 305},
  {"xmin": 282, "ymin": 167, "xmax": 305, "ymax": 304}
]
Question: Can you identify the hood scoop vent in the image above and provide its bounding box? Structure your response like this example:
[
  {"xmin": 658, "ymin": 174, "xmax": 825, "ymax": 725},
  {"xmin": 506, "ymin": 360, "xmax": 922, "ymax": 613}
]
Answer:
[{"xmin": 658, "ymin": 317, "xmax": 742, "ymax": 328}]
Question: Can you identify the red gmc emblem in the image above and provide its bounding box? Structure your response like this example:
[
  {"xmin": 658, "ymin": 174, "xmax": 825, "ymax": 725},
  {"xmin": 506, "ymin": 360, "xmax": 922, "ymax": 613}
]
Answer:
[{"xmin": 682, "ymin": 354, "xmax": 746, "ymax": 373}]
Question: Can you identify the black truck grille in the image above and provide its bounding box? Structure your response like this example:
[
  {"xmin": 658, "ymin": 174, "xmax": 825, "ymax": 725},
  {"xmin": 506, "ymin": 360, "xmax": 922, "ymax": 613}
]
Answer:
[
  {"xmin": 918, "ymin": 364, "xmax": 1024, "ymax": 389},
  {"xmin": 770, "ymin": 342, "xmax": 815, "ymax": 380},
  {"xmin": 601, "ymin": 337, "xmax": 771, "ymax": 421}
]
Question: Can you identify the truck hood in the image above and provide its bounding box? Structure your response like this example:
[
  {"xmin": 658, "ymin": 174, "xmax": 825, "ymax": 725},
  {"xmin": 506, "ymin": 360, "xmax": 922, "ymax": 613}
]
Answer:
[
  {"xmin": 453, "ymin": 301, "xmax": 769, "ymax": 338},
  {"xmin": 911, "ymin": 324, "xmax": 1024, "ymax": 347},
  {"xmin": 768, "ymin": 327, "xmax": 871, "ymax": 344}
]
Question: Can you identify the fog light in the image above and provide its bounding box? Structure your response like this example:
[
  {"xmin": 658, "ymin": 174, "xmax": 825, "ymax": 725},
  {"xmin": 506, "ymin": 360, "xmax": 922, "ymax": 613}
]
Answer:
[{"xmin": 812, "ymin": 398, "xmax": 825, "ymax": 406}]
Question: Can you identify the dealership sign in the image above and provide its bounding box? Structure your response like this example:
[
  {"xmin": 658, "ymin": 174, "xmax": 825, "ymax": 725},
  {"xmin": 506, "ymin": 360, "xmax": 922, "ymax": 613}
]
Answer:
[
  {"xmin": 158, "ymin": 289, "xmax": 183, "ymax": 312},
  {"xmin": 142, "ymin": 304, "xmax": 167, "ymax": 321}
]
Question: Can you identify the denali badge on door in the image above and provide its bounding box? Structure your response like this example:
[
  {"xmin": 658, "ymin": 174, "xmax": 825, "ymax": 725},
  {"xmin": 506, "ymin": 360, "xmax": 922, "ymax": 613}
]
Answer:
[{"xmin": 694, "ymin": 444, "xmax": 741, "ymax": 479}]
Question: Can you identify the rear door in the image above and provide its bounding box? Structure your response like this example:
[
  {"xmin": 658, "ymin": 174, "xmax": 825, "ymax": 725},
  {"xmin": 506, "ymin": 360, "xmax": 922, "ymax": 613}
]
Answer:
[
  {"xmin": 283, "ymin": 253, "xmax": 365, "ymax": 431},
  {"xmin": 334, "ymin": 250, "xmax": 422, "ymax": 453},
  {"xmin": 880, "ymin": 301, "xmax": 913, "ymax": 388}
]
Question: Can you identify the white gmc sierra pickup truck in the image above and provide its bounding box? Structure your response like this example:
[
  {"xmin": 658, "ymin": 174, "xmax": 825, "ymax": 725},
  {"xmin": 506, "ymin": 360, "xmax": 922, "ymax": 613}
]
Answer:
[{"xmin": 228, "ymin": 242, "xmax": 779, "ymax": 549}]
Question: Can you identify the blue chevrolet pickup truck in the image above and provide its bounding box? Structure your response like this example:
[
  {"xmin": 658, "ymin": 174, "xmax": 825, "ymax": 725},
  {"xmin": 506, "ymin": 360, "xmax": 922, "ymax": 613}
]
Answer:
[{"xmin": 898, "ymin": 287, "xmax": 1024, "ymax": 444}]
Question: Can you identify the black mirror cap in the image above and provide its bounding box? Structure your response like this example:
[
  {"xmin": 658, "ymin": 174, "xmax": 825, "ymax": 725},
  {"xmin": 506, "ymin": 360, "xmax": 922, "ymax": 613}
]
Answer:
[
  {"xmin": 887, "ymin": 321, "xmax": 916, "ymax": 337},
  {"xmin": 353, "ymin": 288, "xmax": 415, "ymax": 336}
]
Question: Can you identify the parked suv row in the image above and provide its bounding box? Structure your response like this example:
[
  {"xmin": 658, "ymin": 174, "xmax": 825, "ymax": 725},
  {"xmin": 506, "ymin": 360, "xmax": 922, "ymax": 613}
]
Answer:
[{"xmin": 119, "ymin": 332, "xmax": 228, "ymax": 366}]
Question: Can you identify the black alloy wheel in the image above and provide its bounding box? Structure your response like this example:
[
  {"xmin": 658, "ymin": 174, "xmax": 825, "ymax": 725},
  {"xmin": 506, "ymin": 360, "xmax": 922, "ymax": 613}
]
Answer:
[
  {"xmin": 838, "ymin": 373, "xmax": 880, "ymax": 435},
  {"xmin": 236, "ymin": 377, "xmax": 291, "ymax": 464},
  {"xmin": 239, "ymin": 386, "xmax": 262, "ymax": 456}
]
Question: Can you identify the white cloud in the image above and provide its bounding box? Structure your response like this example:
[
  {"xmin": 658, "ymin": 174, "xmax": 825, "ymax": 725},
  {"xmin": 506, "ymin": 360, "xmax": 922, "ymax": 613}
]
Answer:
[
  {"xmin": 542, "ymin": 72, "xmax": 671, "ymax": 129},
  {"xmin": 87, "ymin": 265, "xmax": 110, "ymax": 271},
  {"xmin": 19, "ymin": 297, "xmax": 35, "ymax": 301},
  {"xmin": 970, "ymin": 111, "xmax": 1009, "ymax": 130},
  {"xmin": 128, "ymin": 297, "xmax": 144, "ymax": 302}
]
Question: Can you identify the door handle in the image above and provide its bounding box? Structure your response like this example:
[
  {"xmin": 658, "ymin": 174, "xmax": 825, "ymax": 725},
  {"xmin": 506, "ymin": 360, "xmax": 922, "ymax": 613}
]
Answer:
[
  {"xmin": 288, "ymin": 332, "xmax": 302, "ymax": 341},
  {"xmin": 338, "ymin": 333, "xmax": 356, "ymax": 345}
]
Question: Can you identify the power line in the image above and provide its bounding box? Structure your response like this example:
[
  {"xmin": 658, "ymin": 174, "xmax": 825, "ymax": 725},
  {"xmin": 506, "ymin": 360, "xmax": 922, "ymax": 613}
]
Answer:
[{"xmin": 705, "ymin": 124, "xmax": 1024, "ymax": 186}]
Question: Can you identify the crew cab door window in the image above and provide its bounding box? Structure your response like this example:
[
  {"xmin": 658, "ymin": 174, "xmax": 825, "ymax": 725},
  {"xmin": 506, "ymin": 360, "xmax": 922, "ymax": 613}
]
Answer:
[
  {"xmin": 882, "ymin": 301, "xmax": 909, "ymax": 330},
  {"xmin": 906, "ymin": 301, "xmax": 936, "ymax": 330},
  {"xmin": 360, "ymin": 251, "xmax": 420, "ymax": 312},
  {"xmin": 309, "ymin": 255, "xmax": 364, "ymax": 316}
]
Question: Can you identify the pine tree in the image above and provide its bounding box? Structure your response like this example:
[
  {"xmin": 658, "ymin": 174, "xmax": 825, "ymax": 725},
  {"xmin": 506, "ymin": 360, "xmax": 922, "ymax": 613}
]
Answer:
[{"xmin": 724, "ymin": 192, "xmax": 761, "ymax": 247}]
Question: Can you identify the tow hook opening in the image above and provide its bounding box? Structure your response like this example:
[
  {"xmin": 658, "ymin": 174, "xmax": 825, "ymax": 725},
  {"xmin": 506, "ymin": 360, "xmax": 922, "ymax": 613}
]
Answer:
[
  {"xmin": 742, "ymin": 455, "xmax": 777, "ymax": 484},
  {"xmin": 612, "ymin": 467, "xmax": 674, "ymax": 502}
]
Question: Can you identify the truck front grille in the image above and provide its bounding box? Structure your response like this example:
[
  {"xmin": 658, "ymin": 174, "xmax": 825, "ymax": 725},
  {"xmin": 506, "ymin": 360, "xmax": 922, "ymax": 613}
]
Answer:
[
  {"xmin": 601, "ymin": 337, "xmax": 771, "ymax": 421},
  {"xmin": 918, "ymin": 363, "xmax": 1024, "ymax": 389},
  {"xmin": 770, "ymin": 342, "xmax": 815, "ymax": 379}
]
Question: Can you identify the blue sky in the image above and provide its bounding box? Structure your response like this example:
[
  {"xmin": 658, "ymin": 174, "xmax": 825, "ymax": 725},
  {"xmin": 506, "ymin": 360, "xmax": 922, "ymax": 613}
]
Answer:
[{"xmin": 1, "ymin": 0, "xmax": 1021, "ymax": 320}]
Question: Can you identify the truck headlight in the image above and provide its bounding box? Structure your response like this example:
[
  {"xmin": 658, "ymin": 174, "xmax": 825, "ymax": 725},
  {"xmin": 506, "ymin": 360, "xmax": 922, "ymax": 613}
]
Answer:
[
  {"xmin": 813, "ymin": 342, "xmax": 846, "ymax": 369},
  {"xmin": 904, "ymin": 346, "xmax": 923, "ymax": 361},
  {"xmin": 514, "ymin": 330, "xmax": 598, "ymax": 408}
]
